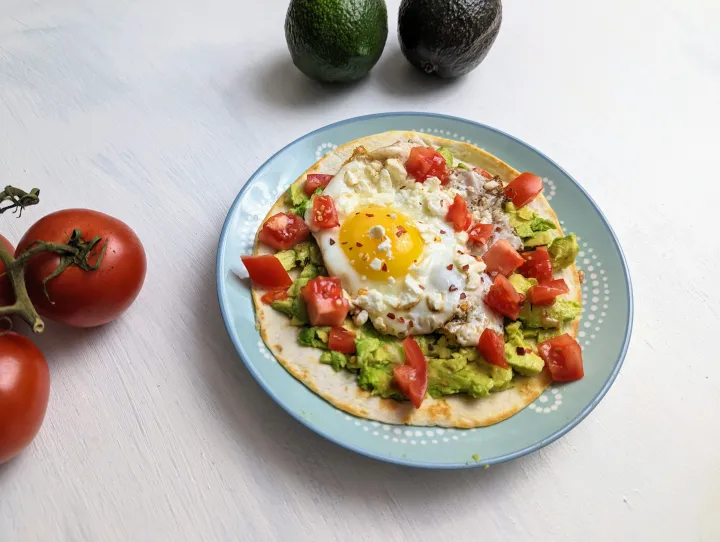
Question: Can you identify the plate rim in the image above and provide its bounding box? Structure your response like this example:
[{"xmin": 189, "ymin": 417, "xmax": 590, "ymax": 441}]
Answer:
[{"xmin": 216, "ymin": 111, "xmax": 634, "ymax": 469}]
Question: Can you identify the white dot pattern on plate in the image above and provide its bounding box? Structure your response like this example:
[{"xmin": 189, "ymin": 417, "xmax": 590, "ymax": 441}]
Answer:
[
  {"xmin": 415, "ymin": 127, "xmax": 476, "ymax": 147},
  {"xmin": 543, "ymin": 178, "xmax": 557, "ymax": 201},
  {"xmin": 315, "ymin": 142, "xmax": 338, "ymax": 160}
]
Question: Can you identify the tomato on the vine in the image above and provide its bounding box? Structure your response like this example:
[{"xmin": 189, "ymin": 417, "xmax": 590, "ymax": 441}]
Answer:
[
  {"xmin": 0, "ymin": 234, "xmax": 14, "ymax": 307},
  {"xmin": 0, "ymin": 333, "xmax": 50, "ymax": 464},
  {"xmin": 15, "ymin": 209, "xmax": 147, "ymax": 328}
]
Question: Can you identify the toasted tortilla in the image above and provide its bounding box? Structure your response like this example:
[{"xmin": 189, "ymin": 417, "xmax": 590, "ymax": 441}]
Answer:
[{"xmin": 251, "ymin": 131, "xmax": 581, "ymax": 428}]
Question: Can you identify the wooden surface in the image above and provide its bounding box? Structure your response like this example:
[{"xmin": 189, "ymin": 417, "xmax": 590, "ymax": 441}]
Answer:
[{"xmin": 1, "ymin": 0, "xmax": 719, "ymax": 540}]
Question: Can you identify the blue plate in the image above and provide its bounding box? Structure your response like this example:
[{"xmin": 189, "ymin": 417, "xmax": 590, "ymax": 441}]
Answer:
[{"xmin": 216, "ymin": 112, "xmax": 633, "ymax": 469}]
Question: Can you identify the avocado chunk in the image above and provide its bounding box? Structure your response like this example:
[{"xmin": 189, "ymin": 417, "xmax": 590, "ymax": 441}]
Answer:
[
  {"xmin": 427, "ymin": 355, "xmax": 495, "ymax": 398},
  {"xmin": 437, "ymin": 147, "xmax": 454, "ymax": 166},
  {"xmin": 285, "ymin": 0, "xmax": 388, "ymax": 83},
  {"xmin": 286, "ymin": 183, "xmax": 310, "ymax": 217},
  {"xmin": 289, "ymin": 296, "xmax": 309, "ymax": 326},
  {"xmin": 504, "ymin": 343, "xmax": 544, "ymax": 376},
  {"xmin": 456, "ymin": 162, "xmax": 471, "ymax": 171},
  {"xmin": 505, "ymin": 202, "xmax": 557, "ymax": 245},
  {"xmin": 398, "ymin": 0, "xmax": 502, "ymax": 78},
  {"xmin": 355, "ymin": 332, "xmax": 404, "ymax": 367},
  {"xmin": 489, "ymin": 364, "xmax": 513, "ymax": 391},
  {"xmin": 270, "ymin": 298, "xmax": 295, "ymax": 317},
  {"xmin": 288, "ymin": 263, "xmax": 321, "ymax": 297},
  {"xmin": 518, "ymin": 300, "xmax": 582, "ymax": 329},
  {"xmin": 357, "ymin": 364, "xmax": 403, "ymax": 399},
  {"xmin": 320, "ymin": 350, "xmax": 348, "ymax": 371},
  {"xmin": 548, "ymin": 234, "xmax": 579, "ymax": 270},
  {"xmin": 298, "ymin": 327, "xmax": 330, "ymax": 349},
  {"xmin": 508, "ymin": 274, "xmax": 538, "ymax": 296},
  {"xmin": 523, "ymin": 230, "xmax": 555, "ymax": 247},
  {"xmin": 275, "ymin": 250, "xmax": 297, "ymax": 271}
]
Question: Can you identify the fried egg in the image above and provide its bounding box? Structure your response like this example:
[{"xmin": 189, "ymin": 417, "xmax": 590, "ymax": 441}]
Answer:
[{"xmin": 308, "ymin": 144, "xmax": 504, "ymax": 343}]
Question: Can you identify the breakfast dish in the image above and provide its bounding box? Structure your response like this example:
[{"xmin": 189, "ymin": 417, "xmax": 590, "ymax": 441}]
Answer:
[{"xmin": 241, "ymin": 131, "xmax": 584, "ymax": 428}]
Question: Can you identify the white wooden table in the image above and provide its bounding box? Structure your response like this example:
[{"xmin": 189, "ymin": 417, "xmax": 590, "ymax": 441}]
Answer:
[{"xmin": 1, "ymin": 0, "xmax": 718, "ymax": 540}]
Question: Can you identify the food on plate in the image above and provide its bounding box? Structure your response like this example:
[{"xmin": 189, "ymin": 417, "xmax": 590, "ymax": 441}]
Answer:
[
  {"xmin": 243, "ymin": 131, "xmax": 582, "ymax": 427},
  {"xmin": 15, "ymin": 209, "xmax": 147, "ymax": 328},
  {"xmin": 0, "ymin": 234, "xmax": 14, "ymax": 306},
  {"xmin": 398, "ymin": 0, "xmax": 502, "ymax": 78},
  {"xmin": 0, "ymin": 333, "xmax": 50, "ymax": 464},
  {"xmin": 285, "ymin": 0, "xmax": 388, "ymax": 83}
]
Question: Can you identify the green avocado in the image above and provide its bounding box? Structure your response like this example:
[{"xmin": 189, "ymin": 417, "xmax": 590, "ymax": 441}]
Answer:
[
  {"xmin": 523, "ymin": 230, "xmax": 556, "ymax": 247},
  {"xmin": 275, "ymin": 250, "xmax": 297, "ymax": 271},
  {"xmin": 428, "ymin": 356, "xmax": 495, "ymax": 398},
  {"xmin": 289, "ymin": 296, "xmax": 309, "ymax": 326},
  {"xmin": 298, "ymin": 327, "xmax": 330, "ymax": 349},
  {"xmin": 489, "ymin": 364, "xmax": 514, "ymax": 391},
  {"xmin": 437, "ymin": 147, "xmax": 454, "ymax": 166},
  {"xmin": 320, "ymin": 350, "xmax": 348, "ymax": 371},
  {"xmin": 508, "ymin": 274, "xmax": 537, "ymax": 296},
  {"xmin": 398, "ymin": 0, "xmax": 502, "ymax": 78},
  {"xmin": 503, "ymin": 322, "xmax": 544, "ymax": 376},
  {"xmin": 505, "ymin": 202, "xmax": 556, "ymax": 245},
  {"xmin": 285, "ymin": 0, "xmax": 388, "ymax": 84},
  {"xmin": 270, "ymin": 298, "xmax": 295, "ymax": 317},
  {"xmin": 548, "ymin": 234, "xmax": 579, "ymax": 270},
  {"xmin": 537, "ymin": 328, "xmax": 563, "ymax": 343},
  {"xmin": 456, "ymin": 162, "xmax": 471, "ymax": 171},
  {"xmin": 355, "ymin": 333, "xmax": 404, "ymax": 366},
  {"xmin": 357, "ymin": 364, "xmax": 403, "ymax": 399},
  {"xmin": 518, "ymin": 299, "xmax": 582, "ymax": 329},
  {"xmin": 288, "ymin": 263, "xmax": 321, "ymax": 297},
  {"xmin": 286, "ymin": 183, "xmax": 309, "ymax": 217}
]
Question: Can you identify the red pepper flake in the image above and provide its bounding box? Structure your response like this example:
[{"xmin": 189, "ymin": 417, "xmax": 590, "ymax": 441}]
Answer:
[
  {"xmin": 419, "ymin": 285, "xmax": 425, "ymax": 290},
  {"xmin": 440, "ymin": 200, "xmax": 445, "ymax": 207},
  {"xmin": 460, "ymin": 293, "xmax": 467, "ymax": 300},
  {"xmin": 329, "ymin": 239, "xmax": 336, "ymax": 245},
  {"xmin": 457, "ymin": 250, "xmax": 464, "ymax": 255},
  {"xmin": 386, "ymin": 214, "xmax": 391, "ymax": 218},
  {"xmin": 446, "ymin": 264, "xmax": 454, "ymax": 271},
  {"xmin": 396, "ymin": 225, "xmax": 407, "ymax": 238},
  {"xmin": 440, "ymin": 229, "xmax": 447, "ymax": 234},
  {"xmin": 349, "ymin": 247, "xmax": 353, "ymax": 251},
  {"xmin": 495, "ymin": 227, "xmax": 502, "ymax": 232},
  {"xmin": 387, "ymin": 313, "xmax": 396, "ymax": 320},
  {"xmin": 398, "ymin": 317, "xmax": 405, "ymax": 323},
  {"xmin": 462, "ymin": 264, "xmax": 470, "ymax": 271},
  {"xmin": 382, "ymin": 263, "xmax": 388, "ymax": 272},
  {"xmin": 408, "ymin": 320, "xmax": 414, "ymax": 328},
  {"xmin": 365, "ymin": 213, "xmax": 374, "ymax": 217},
  {"xmin": 341, "ymin": 241, "xmax": 348, "ymax": 245},
  {"xmin": 449, "ymin": 285, "xmax": 458, "ymax": 292},
  {"xmin": 356, "ymin": 242, "xmax": 363, "ymax": 247}
]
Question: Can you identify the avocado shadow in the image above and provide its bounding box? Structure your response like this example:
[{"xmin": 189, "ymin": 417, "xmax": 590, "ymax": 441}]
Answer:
[
  {"xmin": 235, "ymin": 55, "xmax": 371, "ymax": 113},
  {"xmin": 193, "ymin": 241, "xmax": 539, "ymax": 515},
  {"xmin": 374, "ymin": 47, "xmax": 466, "ymax": 98}
]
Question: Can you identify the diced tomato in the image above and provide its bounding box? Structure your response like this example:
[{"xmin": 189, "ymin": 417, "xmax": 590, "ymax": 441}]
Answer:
[
  {"xmin": 519, "ymin": 247, "xmax": 553, "ymax": 283},
  {"xmin": 473, "ymin": 167, "xmax": 493, "ymax": 179},
  {"xmin": 328, "ymin": 327, "xmax": 356, "ymax": 354},
  {"xmin": 538, "ymin": 334, "xmax": 584, "ymax": 381},
  {"xmin": 304, "ymin": 174, "xmax": 334, "ymax": 195},
  {"xmin": 477, "ymin": 328, "xmax": 509, "ymax": 369},
  {"xmin": 393, "ymin": 337, "xmax": 428, "ymax": 408},
  {"xmin": 301, "ymin": 277, "xmax": 349, "ymax": 326},
  {"xmin": 258, "ymin": 212, "xmax": 310, "ymax": 250},
  {"xmin": 504, "ymin": 172, "xmax": 543, "ymax": 208},
  {"xmin": 446, "ymin": 195, "xmax": 472, "ymax": 232},
  {"xmin": 260, "ymin": 288, "xmax": 290, "ymax": 304},
  {"xmin": 482, "ymin": 239, "xmax": 525, "ymax": 276},
  {"xmin": 484, "ymin": 274, "xmax": 525, "ymax": 320},
  {"xmin": 406, "ymin": 147, "xmax": 449, "ymax": 184},
  {"xmin": 527, "ymin": 279, "xmax": 570, "ymax": 306},
  {"xmin": 310, "ymin": 195, "xmax": 339, "ymax": 229},
  {"xmin": 241, "ymin": 255, "xmax": 293, "ymax": 289},
  {"xmin": 468, "ymin": 223, "xmax": 494, "ymax": 245}
]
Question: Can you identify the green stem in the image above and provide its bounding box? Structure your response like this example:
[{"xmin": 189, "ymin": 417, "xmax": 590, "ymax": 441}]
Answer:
[
  {"xmin": 0, "ymin": 247, "xmax": 44, "ymax": 333},
  {"xmin": 0, "ymin": 186, "xmax": 40, "ymax": 216}
]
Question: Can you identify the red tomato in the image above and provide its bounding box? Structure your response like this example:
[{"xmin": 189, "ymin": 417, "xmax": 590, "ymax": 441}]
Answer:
[
  {"xmin": 504, "ymin": 172, "xmax": 543, "ymax": 208},
  {"xmin": 304, "ymin": 174, "xmax": 334, "ymax": 195},
  {"xmin": 446, "ymin": 195, "xmax": 472, "ymax": 232},
  {"xmin": 301, "ymin": 277, "xmax": 349, "ymax": 326},
  {"xmin": 482, "ymin": 239, "xmax": 525, "ymax": 276},
  {"xmin": 16, "ymin": 209, "xmax": 146, "ymax": 328},
  {"xmin": 519, "ymin": 247, "xmax": 553, "ymax": 283},
  {"xmin": 260, "ymin": 288, "xmax": 290, "ymax": 304},
  {"xmin": 473, "ymin": 168, "xmax": 493, "ymax": 179},
  {"xmin": 310, "ymin": 195, "xmax": 339, "ymax": 229},
  {"xmin": 328, "ymin": 327, "xmax": 356, "ymax": 354},
  {"xmin": 241, "ymin": 255, "xmax": 293, "ymax": 289},
  {"xmin": 484, "ymin": 274, "xmax": 525, "ymax": 320},
  {"xmin": 527, "ymin": 279, "xmax": 569, "ymax": 306},
  {"xmin": 468, "ymin": 223, "xmax": 494, "ymax": 245},
  {"xmin": 393, "ymin": 337, "xmax": 428, "ymax": 408},
  {"xmin": 0, "ymin": 234, "xmax": 14, "ymax": 307},
  {"xmin": 0, "ymin": 333, "xmax": 50, "ymax": 464},
  {"xmin": 406, "ymin": 147, "xmax": 449, "ymax": 184},
  {"xmin": 538, "ymin": 334, "xmax": 584, "ymax": 381},
  {"xmin": 258, "ymin": 213, "xmax": 310, "ymax": 250},
  {"xmin": 477, "ymin": 328, "xmax": 508, "ymax": 369}
]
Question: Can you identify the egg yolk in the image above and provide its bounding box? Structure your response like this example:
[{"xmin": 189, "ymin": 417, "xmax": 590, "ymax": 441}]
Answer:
[{"xmin": 339, "ymin": 206, "xmax": 424, "ymax": 281}]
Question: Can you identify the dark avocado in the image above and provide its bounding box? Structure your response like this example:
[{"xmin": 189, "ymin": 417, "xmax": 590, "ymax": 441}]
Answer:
[
  {"xmin": 398, "ymin": 0, "xmax": 502, "ymax": 78},
  {"xmin": 285, "ymin": 0, "xmax": 388, "ymax": 84}
]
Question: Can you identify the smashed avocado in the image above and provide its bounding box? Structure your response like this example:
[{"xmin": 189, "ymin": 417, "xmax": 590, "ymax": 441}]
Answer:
[
  {"xmin": 357, "ymin": 364, "xmax": 403, "ymax": 399},
  {"xmin": 548, "ymin": 234, "xmax": 579, "ymax": 270},
  {"xmin": 298, "ymin": 327, "xmax": 330, "ymax": 349},
  {"xmin": 320, "ymin": 350, "xmax": 347, "ymax": 371},
  {"xmin": 509, "ymin": 274, "xmax": 537, "ymax": 295},
  {"xmin": 437, "ymin": 146, "xmax": 454, "ymax": 166},
  {"xmin": 518, "ymin": 300, "xmax": 582, "ymax": 329},
  {"xmin": 504, "ymin": 322, "xmax": 544, "ymax": 376},
  {"xmin": 505, "ymin": 202, "xmax": 556, "ymax": 245},
  {"xmin": 428, "ymin": 355, "xmax": 495, "ymax": 398}
]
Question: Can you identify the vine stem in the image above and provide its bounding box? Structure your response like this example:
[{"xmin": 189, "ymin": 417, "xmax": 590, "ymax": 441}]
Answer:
[{"xmin": 0, "ymin": 246, "xmax": 45, "ymax": 333}]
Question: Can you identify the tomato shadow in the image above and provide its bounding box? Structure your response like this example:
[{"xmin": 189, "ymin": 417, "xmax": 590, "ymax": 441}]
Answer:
[
  {"xmin": 228, "ymin": 54, "xmax": 372, "ymax": 113},
  {"xmin": 15, "ymin": 318, "xmax": 114, "ymax": 362},
  {"xmin": 193, "ymin": 241, "xmax": 545, "ymax": 524}
]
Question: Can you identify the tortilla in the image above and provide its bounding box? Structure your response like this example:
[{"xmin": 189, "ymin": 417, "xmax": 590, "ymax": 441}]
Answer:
[{"xmin": 251, "ymin": 131, "xmax": 581, "ymax": 428}]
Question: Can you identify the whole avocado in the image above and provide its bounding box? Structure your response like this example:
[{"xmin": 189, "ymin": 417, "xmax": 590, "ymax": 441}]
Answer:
[
  {"xmin": 285, "ymin": 0, "xmax": 388, "ymax": 84},
  {"xmin": 398, "ymin": 0, "xmax": 502, "ymax": 78}
]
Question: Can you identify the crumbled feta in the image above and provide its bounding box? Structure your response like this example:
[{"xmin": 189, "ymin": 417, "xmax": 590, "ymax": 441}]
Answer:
[
  {"xmin": 353, "ymin": 310, "xmax": 369, "ymax": 326},
  {"xmin": 368, "ymin": 225, "xmax": 385, "ymax": 239},
  {"xmin": 385, "ymin": 158, "xmax": 408, "ymax": 185},
  {"xmin": 369, "ymin": 258, "xmax": 383, "ymax": 271},
  {"xmin": 377, "ymin": 236, "xmax": 392, "ymax": 258},
  {"xmin": 426, "ymin": 292, "xmax": 444, "ymax": 311},
  {"xmin": 404, "ymin": 275, "xmax": 425, "ymax": 295}
]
